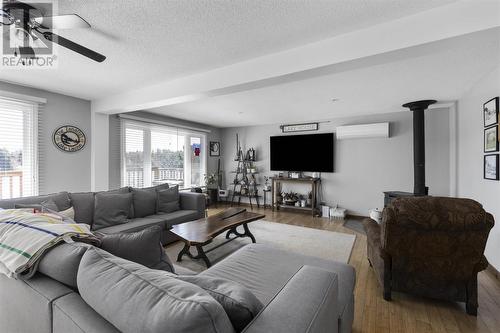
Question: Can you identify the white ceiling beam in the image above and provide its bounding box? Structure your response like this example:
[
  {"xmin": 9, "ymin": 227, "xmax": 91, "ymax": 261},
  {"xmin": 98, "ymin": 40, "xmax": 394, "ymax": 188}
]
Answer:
[{"xmin": 92, "ymin": 0, "xmax": 500, "ymax": 114}]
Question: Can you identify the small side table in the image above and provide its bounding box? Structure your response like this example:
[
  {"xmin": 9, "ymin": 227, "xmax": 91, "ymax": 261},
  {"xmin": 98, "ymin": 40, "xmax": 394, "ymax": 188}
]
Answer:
[{"xmin": 263, "ymin": 189, "xmax": 271, "ymax": 209}]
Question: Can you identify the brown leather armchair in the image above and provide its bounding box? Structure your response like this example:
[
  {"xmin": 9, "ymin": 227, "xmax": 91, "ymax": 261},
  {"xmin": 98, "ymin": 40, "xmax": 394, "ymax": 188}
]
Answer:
[{"xmin": 363, "ymin": 197, "xmax": 494, "ymax": 315}]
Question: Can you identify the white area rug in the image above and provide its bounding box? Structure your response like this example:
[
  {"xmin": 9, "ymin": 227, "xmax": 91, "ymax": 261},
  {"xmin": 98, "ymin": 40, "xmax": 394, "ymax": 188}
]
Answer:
[{"xmin": 166, "ymin": 220, "xmax": 356, "ymax": 273}]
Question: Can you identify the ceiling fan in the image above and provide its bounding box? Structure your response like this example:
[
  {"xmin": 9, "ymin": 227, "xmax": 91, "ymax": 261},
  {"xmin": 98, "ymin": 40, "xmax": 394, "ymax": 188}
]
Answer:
[{"xmin": 1, "ymin": 0, "xmax": 106, "ymax": 62}]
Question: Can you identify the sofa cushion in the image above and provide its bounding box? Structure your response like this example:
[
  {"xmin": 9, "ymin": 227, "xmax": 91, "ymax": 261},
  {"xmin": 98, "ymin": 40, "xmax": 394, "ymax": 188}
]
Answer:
[
  {"xmin": 77, "ymin": 248, "xmax": 234, "ymax": 333},
  {"xmin": 99, "ymin": 226, "xmax": 174, "ymax": 272},
  {"xmin": 97, "ymin": 215, "xmax": 167, "ymax": 234},
  {"xmin": 41, "ymin": 199, "xmax": 59, "ymax": 211},
  {"xmin": 132, "ymin": 187, "xmax": 157, "ymax": 218},
  {"xmin": 101, "ymin": 187, "xmax": 133, "ymax": 217},
  {"xmin": 0, "ymin": 191, "xmax": 71, "ymax": 211},
  {"xmin": 47, "ymin": 192, "xmax": 72, "ymax": 211},
  {"xmin": 53, "ymin": 293, "xmax": 120, "ymax": 333},
  {"xmin": 0, "ymin": 273, "xmax": 73, "ymax": 333},
  {"xmin": 37, "ymin": 242, "xmax": 91, "ymax": 289},
  {"xmin": 179, "ymin": 192, "xmax": 206, "ymax": 214},
  {"xmin": 93, "ymin": 192, "xmax": 133, "ymax": 230},
  {"xmin": 159, "ymin": 210, "xmax": 199, "ymax": 228},
  {"xmin": 70, "ymin": 192, "xmax": 95, "ymax": 225},
  {"xmin": 178, "ymin": 275, "xmax": 263, "ymax": 332},
  {"xmin": 200, "ymin": 243, "xmax": 355, "ymax": 318},
  {"xmin": 158, "ymin": 186, "xmax": 180, "ymax": 213}
]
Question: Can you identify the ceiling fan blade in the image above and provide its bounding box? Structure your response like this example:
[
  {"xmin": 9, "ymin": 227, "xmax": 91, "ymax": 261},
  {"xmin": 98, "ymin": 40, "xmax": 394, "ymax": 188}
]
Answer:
[
  {"xmin": 42, "ymin": 31, "xmax": 105, "ymax": 62},
  {"xmin": 18, "ymin": 46, "xmax": 35, "ymax": 59},
  {"xmin": 34, "ymin": 14, "xmax": 90, "ymax": 29}
]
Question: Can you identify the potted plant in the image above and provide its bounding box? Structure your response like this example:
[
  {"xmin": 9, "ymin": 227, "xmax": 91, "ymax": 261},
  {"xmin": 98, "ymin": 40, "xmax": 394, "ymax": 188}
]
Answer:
[
  {"xmin": 306, "ymin": 191, "xmax": 312, "ymax": 206},
  {"xmin": 282, "ymin": 191, "xmax": 299, "ymax": 206},
  {"xmin": 299, "ymin": 194, "xmax": 307, "ymax": 207},
  {"xmin": 204, "ymin": 173, "xmax": 218, "ymax": 204},
  {"xmin": 263, "ymin": 176, "xmax": 271, "ymax": 191}
]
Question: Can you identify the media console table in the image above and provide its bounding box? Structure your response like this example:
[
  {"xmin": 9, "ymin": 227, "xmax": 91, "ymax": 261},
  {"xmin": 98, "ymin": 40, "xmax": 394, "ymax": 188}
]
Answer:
[{"xmin": 271, "ymin": 177, "xmax": 321, "ymax": 217}]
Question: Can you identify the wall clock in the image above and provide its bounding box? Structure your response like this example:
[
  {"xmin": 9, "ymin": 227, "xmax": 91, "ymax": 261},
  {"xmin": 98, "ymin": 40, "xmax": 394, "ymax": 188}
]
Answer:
[{"xmin": 53, "ymin": 125, "xmax": 86, "ymax": 152}]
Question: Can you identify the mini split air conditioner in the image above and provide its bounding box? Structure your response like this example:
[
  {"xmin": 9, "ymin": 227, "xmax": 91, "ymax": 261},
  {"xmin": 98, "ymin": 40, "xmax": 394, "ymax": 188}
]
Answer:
[{"xmin": 335, "ymin": 122, "xmax": 390, "ymax": 140}]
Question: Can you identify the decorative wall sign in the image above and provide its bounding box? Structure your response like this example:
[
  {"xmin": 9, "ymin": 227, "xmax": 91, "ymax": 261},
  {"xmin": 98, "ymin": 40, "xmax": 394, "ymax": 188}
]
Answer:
[
  {"xmin": 280, "ymin": 122, "xmax": 319, "ymax": 133},
  {"xmin": 209, "ymin": 141, "xmax": 220, "ymax": 156},
  {"xmin": 483, "ymin": 97, "xmax": 499, "ymax": 127},
  {"xmin": 484, "ymin": 154, "xmax": 499, "ymax": 180},
  {"xmin": 53, "ymin": 125, "xmax": 86, "ymax": 152},
  {"xmin": 484, "ymin": 125, "xmax": 499, "ymax": 153}
]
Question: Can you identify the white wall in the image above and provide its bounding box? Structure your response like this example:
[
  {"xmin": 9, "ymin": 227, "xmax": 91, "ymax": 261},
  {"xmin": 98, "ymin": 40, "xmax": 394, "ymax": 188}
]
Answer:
[
  {"xmin": 108, "ymin": 111, "xmax": 222, "ymax": 190},
  {"xmin": 457, "ymin": 65, "xmax": 500, "ymax": 270},
  {"xmin": 220, "ymin": 109, "xmax": 451, "ymax": 216},
  {"xmin": 0, "ymin": 81, "xmax": 91, "ymax": 194}
]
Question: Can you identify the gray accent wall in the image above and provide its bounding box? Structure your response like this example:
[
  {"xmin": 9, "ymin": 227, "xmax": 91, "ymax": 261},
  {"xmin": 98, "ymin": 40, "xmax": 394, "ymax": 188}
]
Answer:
[
  {"xmin": 0, "ymin": 81, "xmax": 91, "ymax": 194},
  {"xmin": 108, "ymin": 111, "xmax": 222, "ymax": 190},
  {"xmin": 220, "ymin": 109, "xmax": 451, "ymax": 216}
]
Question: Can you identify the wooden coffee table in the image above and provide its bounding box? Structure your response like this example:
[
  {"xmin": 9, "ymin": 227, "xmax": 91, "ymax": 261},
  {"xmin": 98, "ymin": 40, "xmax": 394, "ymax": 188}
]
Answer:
[{"xmin": 171, "ymin": 207, "xmax": 265, "ymax": 268}]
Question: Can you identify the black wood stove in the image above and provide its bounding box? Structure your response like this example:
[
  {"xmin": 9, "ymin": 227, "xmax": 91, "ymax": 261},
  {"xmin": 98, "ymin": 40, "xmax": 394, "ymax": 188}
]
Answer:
[{"xmin": 384, "ymin": 100, "xmax": 437, "ymax": 207}]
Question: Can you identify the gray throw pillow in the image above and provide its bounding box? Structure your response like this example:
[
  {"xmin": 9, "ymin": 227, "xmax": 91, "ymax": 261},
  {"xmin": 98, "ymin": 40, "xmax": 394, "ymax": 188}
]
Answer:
[
  {"xmin": 98, "ymin": 226, "xmax": 174, "ymax": 273},
  {"xmin": 157, "ymin": 186, "xmax": 180, "ymax": 213},
  {"xmin": 69, "ymin": 192, "xmax": 95, "ymax": 225},
  {"xmin": 50, "ymin": 191, "xmax": 72, "ymax": 211},
  {"xmin": 132, "ymin": 187, "xmax": 157, "ymax": 218},
  {"xmin": 77, "ymin": 248, "xmax": 234, "ymax": 333},
  {"xmin": 40, "ymin": 199, "xmax": 60, "ymax": 212},
  {"xmin": 100, "ymin": 187, "xmax": 133, "ymax": 218},
  {"xmin": 93, "ymin": 192, "xmax": 132, "ymax": 230},
  {"xmin": 177, "ymin": 275, "xmax": 263, "ymax": 332}
]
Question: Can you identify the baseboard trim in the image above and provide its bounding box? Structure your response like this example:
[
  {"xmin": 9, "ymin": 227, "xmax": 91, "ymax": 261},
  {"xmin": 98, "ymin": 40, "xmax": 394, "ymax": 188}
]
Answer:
[{"xmin": 486, "ymin": 264, "xmax": 500, "ymax": 280}]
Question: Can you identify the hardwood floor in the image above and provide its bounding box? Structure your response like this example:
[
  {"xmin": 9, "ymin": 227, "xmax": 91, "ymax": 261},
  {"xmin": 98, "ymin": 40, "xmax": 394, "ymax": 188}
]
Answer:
[{"xmin": 208, "ymin": 204, "xmax": 500, "ymax": 333}]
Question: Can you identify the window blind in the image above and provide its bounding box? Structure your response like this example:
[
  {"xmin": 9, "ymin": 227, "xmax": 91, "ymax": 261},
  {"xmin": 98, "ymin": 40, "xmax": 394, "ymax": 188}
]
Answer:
[{"xmin": 0, "ymin": 97, "xmax": 39, "ymax": 199}]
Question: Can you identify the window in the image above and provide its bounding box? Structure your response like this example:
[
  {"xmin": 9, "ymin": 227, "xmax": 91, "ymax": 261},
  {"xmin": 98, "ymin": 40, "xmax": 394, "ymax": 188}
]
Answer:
[
  {"xmin": 0, "ymin": 98, "xmax": 38, "ymax": 199},
  {"xmin": 121, "ymin": 119, "xmax": 206, "ymax": 189}
]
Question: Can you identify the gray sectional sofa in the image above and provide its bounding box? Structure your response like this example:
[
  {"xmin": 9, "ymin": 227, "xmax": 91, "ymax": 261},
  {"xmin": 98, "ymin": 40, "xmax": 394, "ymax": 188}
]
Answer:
[
  {"xmin": 0, "ymin": 186, "xmax": 206, "ymax": 244},
  {"xmin": 0, "ymin": 188, "xmax": 356, "ymax": 333},
  {"xmin": 0, "ymin": 241, "xmax": 355, "ymax": 333}
]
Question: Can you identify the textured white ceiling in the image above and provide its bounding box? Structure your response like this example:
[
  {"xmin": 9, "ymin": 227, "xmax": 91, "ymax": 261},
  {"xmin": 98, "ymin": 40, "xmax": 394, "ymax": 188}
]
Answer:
[
  {"xmin": 146, "ymin": 28, "xmax": 500, "ymax": 127},
  {"xmin": 0, "ymin": 0, "xmax": 457, "ymax": 99}
]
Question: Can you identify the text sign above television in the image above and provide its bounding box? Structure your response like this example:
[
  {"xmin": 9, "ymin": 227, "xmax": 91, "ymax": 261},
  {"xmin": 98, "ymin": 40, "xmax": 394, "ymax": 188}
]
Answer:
[{"xmin": 280, "ymin": 122, "xmax": 318, "ymax": 133}]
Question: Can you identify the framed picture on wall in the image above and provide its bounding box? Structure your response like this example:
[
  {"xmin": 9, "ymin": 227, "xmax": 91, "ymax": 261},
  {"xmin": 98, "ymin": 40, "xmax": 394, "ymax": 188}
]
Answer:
[
  {"xmin": 484, "ymin": 125, "xmax": 499, "ymax": 152},
  {"xmin": 209, "ymin": 141, "xmax": 220, "ymax": 156},
  {"xmin": 483, "ymin": 97, "xmax": 499, "ymax": 127},
  {"xmin": 484, "ymin": 154, "xmax": 499, "ymax": 180}
]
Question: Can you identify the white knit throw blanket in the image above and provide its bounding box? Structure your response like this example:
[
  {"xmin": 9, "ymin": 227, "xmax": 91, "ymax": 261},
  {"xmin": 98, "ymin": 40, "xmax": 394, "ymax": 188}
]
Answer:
[{"xmin": 0, "ymin": 209, "xmax": 94, "ymax": 279}]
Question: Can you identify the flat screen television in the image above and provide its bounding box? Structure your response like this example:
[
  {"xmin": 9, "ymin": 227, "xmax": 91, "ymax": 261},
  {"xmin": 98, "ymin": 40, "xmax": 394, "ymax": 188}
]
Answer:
[{"xmin": 270, "ymin": 133, "xmax": 334, "ymax": 172}]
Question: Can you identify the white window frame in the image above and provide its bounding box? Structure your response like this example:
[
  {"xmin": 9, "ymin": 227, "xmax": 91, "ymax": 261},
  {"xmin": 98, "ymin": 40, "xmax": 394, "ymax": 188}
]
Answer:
[
  {"xmin": 121, "ymin": 119, "xmax": 207, "ymax": 189},
  {"xmin": 0, "ymin": 96, "xmax": 39, "ymax": 198}
]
